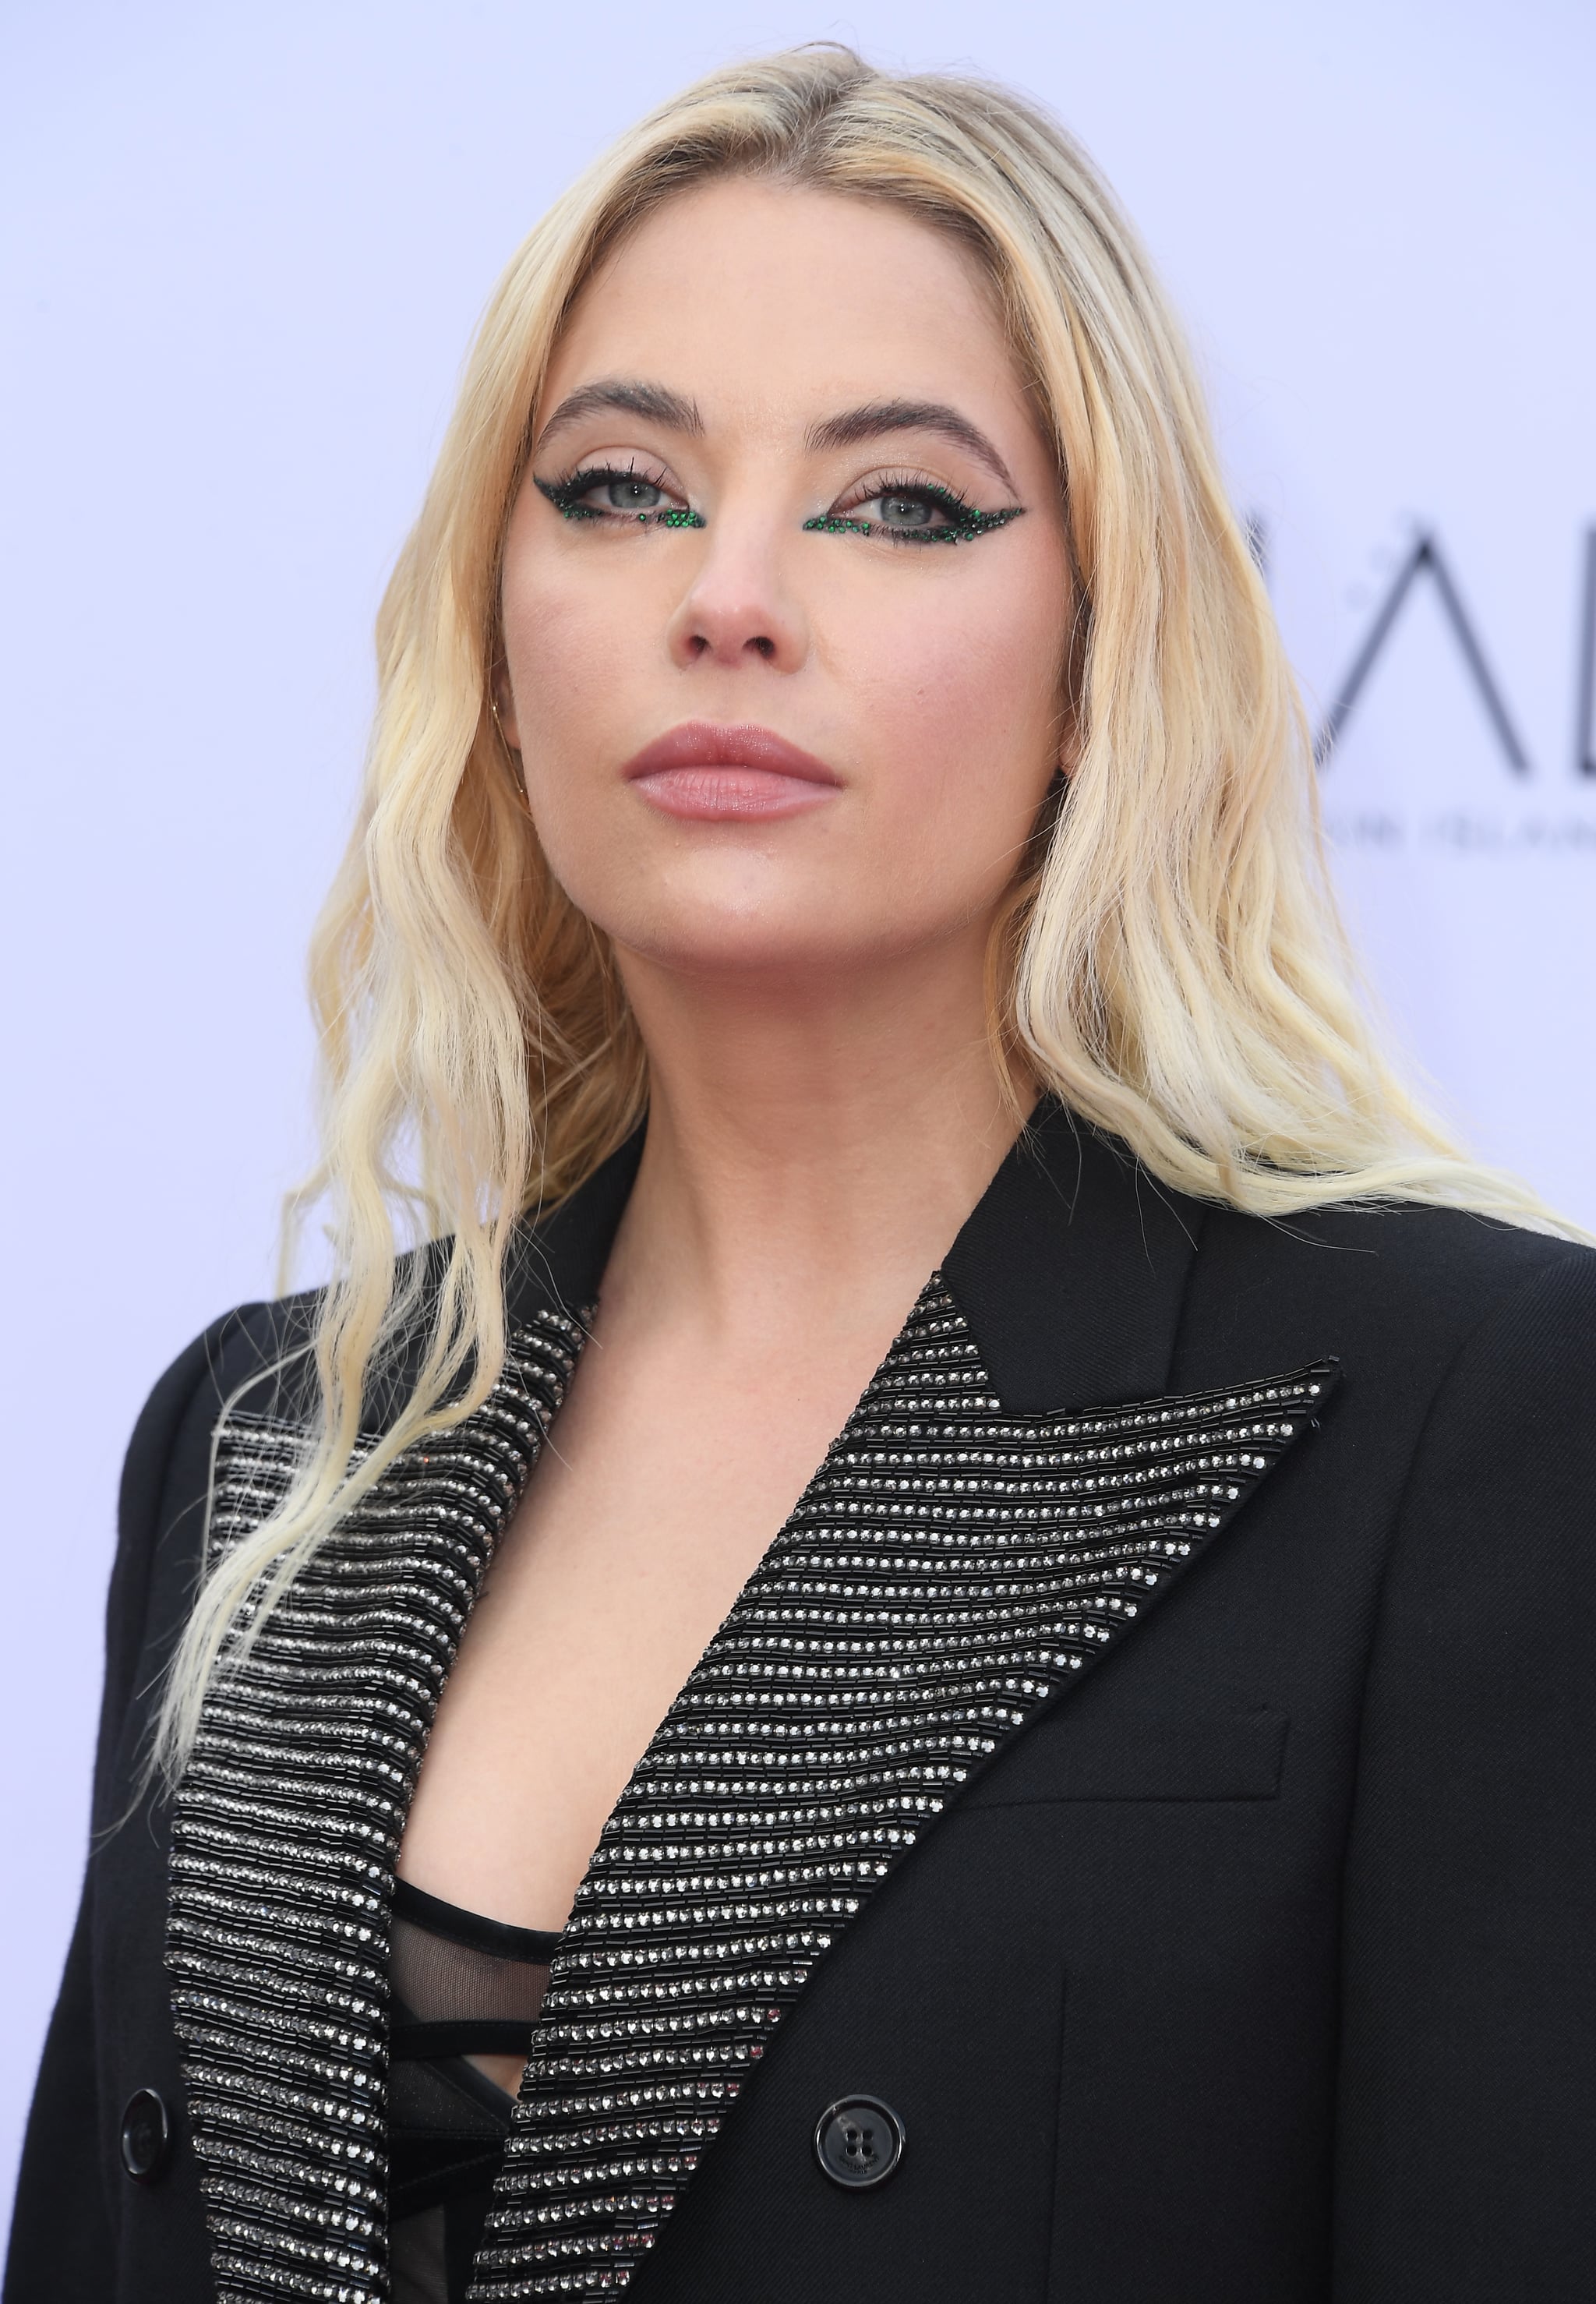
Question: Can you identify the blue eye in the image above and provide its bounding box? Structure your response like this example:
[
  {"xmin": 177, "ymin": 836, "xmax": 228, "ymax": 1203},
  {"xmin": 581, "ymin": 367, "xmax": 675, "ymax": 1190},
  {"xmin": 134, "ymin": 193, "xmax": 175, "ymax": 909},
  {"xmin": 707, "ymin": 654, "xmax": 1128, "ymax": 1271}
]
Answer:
[
  {"xmin": 877, "ymin": 492, "xmax": 941, "ymax": 532},
  {"xmin": 592, "ymin": 476, "xmax": 666, "ymax": 514},
  {"xmin": 805, "ymin": 478, "xmax": 1024, "ymax": 546},
  {"xmin": 535, "ymin": 465, "xmax": 704, "ymax": 528}
]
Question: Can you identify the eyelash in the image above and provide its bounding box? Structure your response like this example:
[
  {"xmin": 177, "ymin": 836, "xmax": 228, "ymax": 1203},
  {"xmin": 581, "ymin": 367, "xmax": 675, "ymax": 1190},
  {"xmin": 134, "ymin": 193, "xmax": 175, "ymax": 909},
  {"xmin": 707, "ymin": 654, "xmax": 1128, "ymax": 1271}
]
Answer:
[
  {"xmin": 803, "ymin": 472, "xmax": 1022, "ymax": 546},
  {"xmin": 535, "ymin": 460, "xmax": 704, "ymax": 528},
  {"xmin": 532, "ymin": 460, "xmax": 1023, "ymax": 544}
]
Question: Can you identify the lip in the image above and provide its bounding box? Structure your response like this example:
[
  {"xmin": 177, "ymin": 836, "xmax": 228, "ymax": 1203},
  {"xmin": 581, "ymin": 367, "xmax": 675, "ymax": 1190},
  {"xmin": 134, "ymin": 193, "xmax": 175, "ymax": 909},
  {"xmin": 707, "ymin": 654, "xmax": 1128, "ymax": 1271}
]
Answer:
[{"xmin": 621, "ymin": 721, "xmax": 842, "ymax": 822}]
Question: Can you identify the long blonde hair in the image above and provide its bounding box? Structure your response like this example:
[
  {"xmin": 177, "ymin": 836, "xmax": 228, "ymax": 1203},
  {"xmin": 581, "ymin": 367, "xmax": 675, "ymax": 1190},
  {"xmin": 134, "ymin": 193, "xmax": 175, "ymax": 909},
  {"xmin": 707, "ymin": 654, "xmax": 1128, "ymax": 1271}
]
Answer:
[{"xmin": 156, "ymin": 41, "xmax": 1560, "ymax": 1776}]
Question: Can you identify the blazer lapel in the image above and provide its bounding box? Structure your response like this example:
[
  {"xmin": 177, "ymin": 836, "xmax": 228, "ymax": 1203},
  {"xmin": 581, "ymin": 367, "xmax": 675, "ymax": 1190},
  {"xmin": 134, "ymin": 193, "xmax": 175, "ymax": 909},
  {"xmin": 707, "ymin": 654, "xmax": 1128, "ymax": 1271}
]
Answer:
[
  {"xmin": 940, "ymin": 1098, "xmax": 1207, "ymax": 1412},
  {"xmin": 164, "ymin": 1310, "xmax": 582, "ymax": 2304},
  {"xmin": 469, "ymin": 1115, "xmax": 1335, "ymax": 2298},
  {"xmin": 164, "ymin": 1135, "xmax": 645, "ymax": 2303}
]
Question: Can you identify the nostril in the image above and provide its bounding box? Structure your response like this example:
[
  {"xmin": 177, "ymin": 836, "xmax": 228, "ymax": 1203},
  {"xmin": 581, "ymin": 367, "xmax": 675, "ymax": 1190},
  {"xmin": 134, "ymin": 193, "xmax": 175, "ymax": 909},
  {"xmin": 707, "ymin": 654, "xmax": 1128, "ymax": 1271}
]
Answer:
[{"xmin": 752, "ymin": 635, "xmax": 775, "ymax": 659}]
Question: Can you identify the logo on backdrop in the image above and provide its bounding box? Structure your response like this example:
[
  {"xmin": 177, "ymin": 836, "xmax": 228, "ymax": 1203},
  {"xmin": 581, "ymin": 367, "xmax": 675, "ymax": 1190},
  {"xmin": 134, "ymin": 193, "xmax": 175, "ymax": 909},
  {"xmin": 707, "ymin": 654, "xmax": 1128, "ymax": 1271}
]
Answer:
[{"xmin": 1265, "ymin": 523, "xmax": 1596, "ymax": 854}]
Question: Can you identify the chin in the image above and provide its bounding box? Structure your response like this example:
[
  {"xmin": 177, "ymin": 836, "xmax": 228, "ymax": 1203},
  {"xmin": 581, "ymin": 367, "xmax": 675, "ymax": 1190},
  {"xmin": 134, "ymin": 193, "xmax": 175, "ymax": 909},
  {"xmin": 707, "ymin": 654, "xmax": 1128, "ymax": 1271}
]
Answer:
[
  {"xmin": 610, "ymin": 899, "xmax": 877, "ymax": 982},
  {"xmin": 552, "ymin": 842, "xmax": 886, "ymax": 974}
]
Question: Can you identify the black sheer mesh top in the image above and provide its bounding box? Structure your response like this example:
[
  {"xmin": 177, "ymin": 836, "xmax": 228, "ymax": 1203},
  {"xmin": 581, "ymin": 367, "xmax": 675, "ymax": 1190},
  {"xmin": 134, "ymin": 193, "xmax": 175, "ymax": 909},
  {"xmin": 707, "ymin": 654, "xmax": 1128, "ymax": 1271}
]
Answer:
[{"xmin": 387, "ymin": 1879, "xmax": 560, "ymax": 2304}]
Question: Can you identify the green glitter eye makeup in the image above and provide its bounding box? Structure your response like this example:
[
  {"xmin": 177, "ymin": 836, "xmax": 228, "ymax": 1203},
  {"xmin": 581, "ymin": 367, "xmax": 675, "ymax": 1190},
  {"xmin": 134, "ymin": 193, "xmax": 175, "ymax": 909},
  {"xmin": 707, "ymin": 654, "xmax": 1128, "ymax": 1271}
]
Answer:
[
  {"xmin": 533, "ymin": 465, "xmax": 1021, "ymax": 542},
  {"xmin": 805, "ymin": 478, "xmax": 1025, "ymax": 546},
  {"xmin": 535, "ymin": 466, "xmax": 704, "ymax": 528}
]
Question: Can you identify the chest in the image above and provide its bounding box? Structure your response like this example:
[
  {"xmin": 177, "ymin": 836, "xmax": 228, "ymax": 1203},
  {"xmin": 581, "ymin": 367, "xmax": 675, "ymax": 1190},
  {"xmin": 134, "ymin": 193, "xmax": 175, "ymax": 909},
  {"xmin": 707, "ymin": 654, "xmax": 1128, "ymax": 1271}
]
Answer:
[{"xmin": 398, "ymin": 1309, "xmax": 911, "ymax": 1931}]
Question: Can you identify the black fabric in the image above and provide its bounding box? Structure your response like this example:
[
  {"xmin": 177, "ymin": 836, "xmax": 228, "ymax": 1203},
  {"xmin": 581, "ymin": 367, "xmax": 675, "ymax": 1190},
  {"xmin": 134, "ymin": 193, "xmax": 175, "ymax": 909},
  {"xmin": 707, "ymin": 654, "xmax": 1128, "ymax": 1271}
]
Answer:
[
  {"xmin": 6, "ymin": 1310, "xmax": 266, "ymax": 2304},
  {"xmin": 387, "ymin": 1881, "xmax": 556, "ymax": 2302},
  {"xmin": 940, "ymin": 1101, "xmax": 1203, "ymax": 1412},
  {"xmin": 504, "ymin": 1123, "xmax": 645, "ymax": 1331},
  {"xmin": 7, "ymin": 1119, "xmax": 1595, "ymax": 2304},
  {"xmin": 392, "ymin": 1877, "xmax": 562, "ymax": 1967}
]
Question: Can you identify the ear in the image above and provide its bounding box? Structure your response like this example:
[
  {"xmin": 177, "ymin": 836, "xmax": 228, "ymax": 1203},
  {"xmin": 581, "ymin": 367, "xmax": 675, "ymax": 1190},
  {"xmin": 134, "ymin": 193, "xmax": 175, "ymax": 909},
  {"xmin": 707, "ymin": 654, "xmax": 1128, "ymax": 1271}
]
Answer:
[
  {"xmin": 1051, "ymin": 699, "xmax": 1080, "ymax": 786},
  {"xmin": 490, "ymin": 654, "xmax": 523, "ymax": 751}
]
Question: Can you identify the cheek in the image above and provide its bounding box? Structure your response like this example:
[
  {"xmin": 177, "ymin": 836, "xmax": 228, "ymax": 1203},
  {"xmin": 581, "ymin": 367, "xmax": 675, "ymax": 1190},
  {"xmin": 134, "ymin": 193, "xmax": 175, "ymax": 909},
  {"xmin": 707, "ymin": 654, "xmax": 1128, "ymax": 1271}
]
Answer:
[
  {"xmin": 504, "ymin": 572, "xmax": 614, "ymax": 740},
  {"xmin": 498, "ymin": 571, "xmax": 635, "ymax": 916},
  {"xmin": 829, "ymin": 570, "xmax": 1063, "ymax": 864}
]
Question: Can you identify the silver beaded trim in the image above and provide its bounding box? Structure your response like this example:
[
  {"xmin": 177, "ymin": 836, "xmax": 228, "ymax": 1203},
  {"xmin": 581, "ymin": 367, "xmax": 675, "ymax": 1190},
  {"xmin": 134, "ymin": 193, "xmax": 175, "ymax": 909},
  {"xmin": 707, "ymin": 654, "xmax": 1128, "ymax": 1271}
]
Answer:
[
  {"xmin": 167, "ymin": 1306, "xmax": 581, "ymax": 2303},
  {"xmin": 168, "ymin": 1281, "xmax": 1331, "ymax": 2302}
]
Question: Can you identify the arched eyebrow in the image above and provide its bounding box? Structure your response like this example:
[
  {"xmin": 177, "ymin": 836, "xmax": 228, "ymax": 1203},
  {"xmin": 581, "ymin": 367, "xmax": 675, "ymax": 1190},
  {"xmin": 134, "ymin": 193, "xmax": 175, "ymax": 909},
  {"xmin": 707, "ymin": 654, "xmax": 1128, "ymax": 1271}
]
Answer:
[
  {"xmin": 805, "ymin": 400, "xmax": 1019, "ymax": 495},
  {"xmin": 534, "ymin": 378, "xmax": 704, "ymax": 454}
]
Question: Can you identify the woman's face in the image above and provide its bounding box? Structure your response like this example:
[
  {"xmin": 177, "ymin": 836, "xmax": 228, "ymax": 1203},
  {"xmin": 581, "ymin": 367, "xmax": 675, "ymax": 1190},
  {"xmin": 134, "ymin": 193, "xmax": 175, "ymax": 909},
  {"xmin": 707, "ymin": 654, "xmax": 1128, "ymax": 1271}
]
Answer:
[{"xmin": 497, "ymin": 177, "xmax": 1073, "ymax": 986}]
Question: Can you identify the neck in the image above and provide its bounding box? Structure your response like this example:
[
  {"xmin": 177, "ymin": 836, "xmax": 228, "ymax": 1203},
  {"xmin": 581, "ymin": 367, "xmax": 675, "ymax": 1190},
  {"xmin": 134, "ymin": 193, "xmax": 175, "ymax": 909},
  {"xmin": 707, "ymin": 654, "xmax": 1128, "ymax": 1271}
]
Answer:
[{"xmin": 602, "ymin": 931, "xmax": 1034, "ymax": 1345}]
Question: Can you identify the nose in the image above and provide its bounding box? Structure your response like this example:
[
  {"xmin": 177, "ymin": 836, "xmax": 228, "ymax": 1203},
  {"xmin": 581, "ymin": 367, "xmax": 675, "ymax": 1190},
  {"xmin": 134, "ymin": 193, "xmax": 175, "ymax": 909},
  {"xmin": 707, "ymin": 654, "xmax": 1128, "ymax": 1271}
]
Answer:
[{"xmin": 666, "ymin": 514, "xmax": 807, "ymax": 674}]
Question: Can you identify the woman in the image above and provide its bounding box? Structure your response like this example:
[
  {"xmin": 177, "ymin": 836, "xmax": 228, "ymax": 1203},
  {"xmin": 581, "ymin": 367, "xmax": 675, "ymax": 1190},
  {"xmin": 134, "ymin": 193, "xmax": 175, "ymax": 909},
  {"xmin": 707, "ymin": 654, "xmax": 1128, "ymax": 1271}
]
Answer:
[{"xmin": 8, "ymin": 43, "xmax": 1593, "ymax": 2304}]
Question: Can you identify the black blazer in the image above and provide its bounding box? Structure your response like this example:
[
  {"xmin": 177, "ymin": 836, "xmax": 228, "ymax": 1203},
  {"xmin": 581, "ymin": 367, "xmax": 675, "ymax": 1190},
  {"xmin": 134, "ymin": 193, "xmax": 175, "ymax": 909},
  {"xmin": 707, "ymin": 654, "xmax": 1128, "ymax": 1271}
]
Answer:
[{"xmin": 8, "ymin": 1105, "xmax": 1596, "ymax": 2304}]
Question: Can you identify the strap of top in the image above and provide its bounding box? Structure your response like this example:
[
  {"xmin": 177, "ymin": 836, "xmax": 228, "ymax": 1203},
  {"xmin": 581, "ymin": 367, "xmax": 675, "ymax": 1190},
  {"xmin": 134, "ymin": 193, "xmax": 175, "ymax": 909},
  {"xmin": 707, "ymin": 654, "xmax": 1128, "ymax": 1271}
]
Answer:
[{"xmin": 392, "ymin": 1877, "xmax": 563, "ymax": 1965}]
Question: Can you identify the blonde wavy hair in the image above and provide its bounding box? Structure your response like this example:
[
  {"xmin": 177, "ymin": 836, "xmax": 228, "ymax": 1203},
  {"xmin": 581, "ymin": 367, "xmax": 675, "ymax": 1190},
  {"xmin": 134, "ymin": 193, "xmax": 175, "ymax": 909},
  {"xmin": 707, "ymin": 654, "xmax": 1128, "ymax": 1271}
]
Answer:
[{"xmin": 156, "ymin": 41, "xmax": 1559, "ymax": 1776}]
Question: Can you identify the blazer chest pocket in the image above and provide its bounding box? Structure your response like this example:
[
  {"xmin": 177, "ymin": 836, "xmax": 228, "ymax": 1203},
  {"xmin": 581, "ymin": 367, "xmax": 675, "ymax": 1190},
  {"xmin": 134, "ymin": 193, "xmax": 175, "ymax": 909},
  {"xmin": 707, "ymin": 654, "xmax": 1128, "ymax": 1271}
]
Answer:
[{"xmin": 961, "ymin": 1706, "xmax": 1290, "ymax": 1806}]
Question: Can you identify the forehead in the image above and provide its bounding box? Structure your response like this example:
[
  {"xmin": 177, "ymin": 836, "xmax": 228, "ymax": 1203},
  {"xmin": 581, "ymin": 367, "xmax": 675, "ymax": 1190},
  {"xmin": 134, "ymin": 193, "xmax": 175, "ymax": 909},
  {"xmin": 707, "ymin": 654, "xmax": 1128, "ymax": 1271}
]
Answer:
[{"xmin": 543, "ymin": 178, "xmax": 1024, "ymax": 432}]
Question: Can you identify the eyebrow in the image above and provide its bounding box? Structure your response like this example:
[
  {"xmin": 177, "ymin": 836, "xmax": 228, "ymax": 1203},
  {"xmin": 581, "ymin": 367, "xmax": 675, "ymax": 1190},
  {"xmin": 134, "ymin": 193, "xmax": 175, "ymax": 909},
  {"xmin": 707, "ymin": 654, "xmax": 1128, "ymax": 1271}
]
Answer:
[
  {"xmin": 533, "ymin": 378, "xmax": 704, "ymax": 454},
  {"xmin": 805, "ymin": 399, "xmax": 1019, "ymax": 496}
]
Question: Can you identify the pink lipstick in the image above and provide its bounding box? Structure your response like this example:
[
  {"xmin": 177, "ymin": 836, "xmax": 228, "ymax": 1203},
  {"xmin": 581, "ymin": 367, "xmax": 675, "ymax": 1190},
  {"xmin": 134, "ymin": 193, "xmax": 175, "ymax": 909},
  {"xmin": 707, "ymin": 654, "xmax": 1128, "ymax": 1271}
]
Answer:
[{"xmin": 621, "ymin": 721, "xmax": 842, "ymax": 822}]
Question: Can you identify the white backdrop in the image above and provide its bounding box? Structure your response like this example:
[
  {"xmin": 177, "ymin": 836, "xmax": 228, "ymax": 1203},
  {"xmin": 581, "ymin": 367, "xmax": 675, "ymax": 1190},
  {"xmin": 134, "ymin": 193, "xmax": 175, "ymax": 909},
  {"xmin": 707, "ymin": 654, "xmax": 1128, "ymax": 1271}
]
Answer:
[{"xmin": 4, "ymin": 0, "xmax": 1593, "ymax": 2223}]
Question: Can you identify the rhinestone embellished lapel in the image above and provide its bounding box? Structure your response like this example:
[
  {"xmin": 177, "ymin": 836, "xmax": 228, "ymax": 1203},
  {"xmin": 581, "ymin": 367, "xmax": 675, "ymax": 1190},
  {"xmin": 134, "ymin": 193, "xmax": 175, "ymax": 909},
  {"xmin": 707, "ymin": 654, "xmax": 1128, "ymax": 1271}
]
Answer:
[
  {"xmin": 471, "ymin": 1288, "xmax": 1332, "ymax": 2299},
  {"xmin": 166, "ymin": 1270, "xmax": 1333, "ymax": 2304},
  {"xmin": 165, "ymin": 1306, "xmax": 582, "ymax": 2304}
]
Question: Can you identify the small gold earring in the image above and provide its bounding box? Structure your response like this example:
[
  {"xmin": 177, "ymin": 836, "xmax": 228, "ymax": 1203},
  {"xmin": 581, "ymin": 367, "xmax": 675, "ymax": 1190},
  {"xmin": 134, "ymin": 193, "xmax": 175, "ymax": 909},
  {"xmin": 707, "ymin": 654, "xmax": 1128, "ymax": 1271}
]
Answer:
[{"xmin": 488, "ymin": 694, "xmax": 528, "ymax": 804}]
